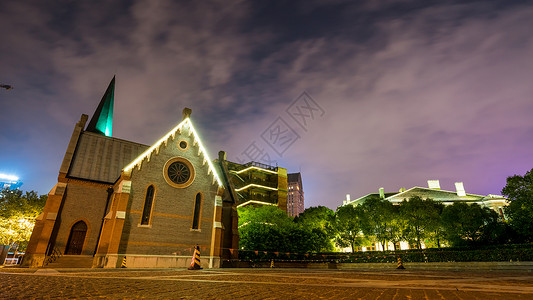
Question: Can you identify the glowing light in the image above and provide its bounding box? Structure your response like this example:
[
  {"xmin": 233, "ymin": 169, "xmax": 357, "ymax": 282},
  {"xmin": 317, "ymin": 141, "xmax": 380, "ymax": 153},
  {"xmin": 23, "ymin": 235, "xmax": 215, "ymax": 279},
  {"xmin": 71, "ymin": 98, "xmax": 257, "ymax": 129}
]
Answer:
[
  {"xmin": 123, "ymin": 118, "xmax": 222, "ymax": 186},
  {"xmin": 238, "ymin": 220, "xmax": 275, "ymax": 228},
  {"xmin": 0, "ymin": 173, "xmax": 19, "ymax": 181},
  {"xmin": 232, "ymin": 166, "xmax": 278, "ymax": 175},
  {"xmin": 187, "ymin": 119, "xmax": 222, "ymax": 186},
  {"xmin": 236, "ymin": 200, "xmax": 277, "ymax": 208},
  {"xmin": 234, "ymin": 184, "xmax": 278, "ymax": 192}
]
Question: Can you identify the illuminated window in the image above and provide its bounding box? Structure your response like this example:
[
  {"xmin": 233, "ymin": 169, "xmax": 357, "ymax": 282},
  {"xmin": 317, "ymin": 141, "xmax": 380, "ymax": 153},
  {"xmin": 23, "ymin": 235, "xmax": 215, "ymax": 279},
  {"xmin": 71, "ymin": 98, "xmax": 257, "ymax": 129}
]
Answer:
[
  {"xmin": 141, "ymin": 185, "xmax": 155, "ymax": 225},
  {"xmin": 192, "ymin": 193, "xmax": 202, "ymax": 229}
]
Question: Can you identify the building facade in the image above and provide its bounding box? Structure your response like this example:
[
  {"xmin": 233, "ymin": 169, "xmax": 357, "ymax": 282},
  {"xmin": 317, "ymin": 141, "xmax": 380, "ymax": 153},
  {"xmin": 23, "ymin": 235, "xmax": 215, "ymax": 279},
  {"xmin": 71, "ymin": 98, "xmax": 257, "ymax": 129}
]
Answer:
[
  {"xmin": 221, "ymin": 161, "xmax": 287, "ymax": 211},
  {"xmin": 287, "ymin": 173, "xmax": 304, "ymax": 217},
  {"xmin": 23, "ymin": 78, "xmax": 238, "ymax": 268}
]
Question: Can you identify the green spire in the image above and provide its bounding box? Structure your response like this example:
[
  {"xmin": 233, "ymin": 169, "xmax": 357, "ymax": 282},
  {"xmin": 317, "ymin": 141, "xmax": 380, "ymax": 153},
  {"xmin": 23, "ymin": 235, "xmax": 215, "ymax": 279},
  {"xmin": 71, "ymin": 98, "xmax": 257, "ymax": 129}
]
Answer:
[{"xmin": 86, "ymin": 76, "xmax": 114, "ymax": 137}]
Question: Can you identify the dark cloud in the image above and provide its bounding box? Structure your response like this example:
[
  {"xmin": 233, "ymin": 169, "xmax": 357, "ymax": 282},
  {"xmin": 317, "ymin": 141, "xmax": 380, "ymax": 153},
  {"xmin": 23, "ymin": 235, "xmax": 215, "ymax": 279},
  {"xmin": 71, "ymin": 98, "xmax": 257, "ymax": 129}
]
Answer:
[{"xmin": 1, "ymin": 0, "xmax": 532, "ymax": 209}]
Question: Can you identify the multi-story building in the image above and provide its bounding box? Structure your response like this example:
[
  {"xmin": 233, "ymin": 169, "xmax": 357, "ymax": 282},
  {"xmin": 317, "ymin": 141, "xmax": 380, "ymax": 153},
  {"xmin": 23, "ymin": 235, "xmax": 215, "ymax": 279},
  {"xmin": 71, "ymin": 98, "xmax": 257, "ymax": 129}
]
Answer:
[
  {"xmin": 287, "ymin": 172, "xmax": 304, "ymax": 217},
  {"xmin": 221, "ymin": 161, "xmax": 287, "ymax": 212}
]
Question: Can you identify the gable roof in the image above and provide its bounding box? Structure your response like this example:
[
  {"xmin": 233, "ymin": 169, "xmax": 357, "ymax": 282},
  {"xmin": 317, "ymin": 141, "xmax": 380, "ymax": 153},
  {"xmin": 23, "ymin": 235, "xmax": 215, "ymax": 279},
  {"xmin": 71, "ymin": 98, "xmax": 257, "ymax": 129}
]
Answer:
[
  {"xmin": 122, "ymin": 117, "xmax": 222, "ymax": 186},
  {"xmin": 385, "ymin": 186, "xmax": 484, "ymax": 203},
  {"xmin": 68, "ymin": 131, "xmax": 148, "ymax": 183}
]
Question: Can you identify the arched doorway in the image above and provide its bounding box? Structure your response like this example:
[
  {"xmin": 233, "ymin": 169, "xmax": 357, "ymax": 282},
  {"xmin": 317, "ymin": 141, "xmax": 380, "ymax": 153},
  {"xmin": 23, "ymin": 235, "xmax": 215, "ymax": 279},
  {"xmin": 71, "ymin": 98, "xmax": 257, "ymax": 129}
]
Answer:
[{"xmin": 65, "ymin": 221, "xmax": 87, "ymax": 255}]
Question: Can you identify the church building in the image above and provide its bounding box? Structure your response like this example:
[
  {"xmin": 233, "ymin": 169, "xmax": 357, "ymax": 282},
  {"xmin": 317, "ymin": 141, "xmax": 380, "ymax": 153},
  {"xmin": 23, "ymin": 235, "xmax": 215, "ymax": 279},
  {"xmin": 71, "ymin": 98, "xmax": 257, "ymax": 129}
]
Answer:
[{"xmin": 23, "ymin": 77, "xmax": 238, "ymax": 268}]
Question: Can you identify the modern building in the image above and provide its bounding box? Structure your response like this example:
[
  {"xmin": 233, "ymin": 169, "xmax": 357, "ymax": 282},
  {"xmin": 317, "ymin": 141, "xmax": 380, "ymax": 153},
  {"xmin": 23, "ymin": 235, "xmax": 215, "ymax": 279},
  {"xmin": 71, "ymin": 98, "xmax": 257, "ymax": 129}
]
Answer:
[
  {"xmin": 0, "ymin": 174, "xmax": 22, "ymax": 190},
  {"xmin": 287, "ymin": 172, "xmax": 304, "ymax": 217},
  {"xmin": 343, "ymin": 180, "xmax": 508, "ymax": 218},
  {"xmin": 340, "ymin": 180, "xmax": 508, "ymax": 252},
  {"xmin": 221, "ymin": 160, "xmax": 287, "ymax": 212},
  {"xmin": 23, "ymin": 77, "xmax": 238, "ymax": 268}
]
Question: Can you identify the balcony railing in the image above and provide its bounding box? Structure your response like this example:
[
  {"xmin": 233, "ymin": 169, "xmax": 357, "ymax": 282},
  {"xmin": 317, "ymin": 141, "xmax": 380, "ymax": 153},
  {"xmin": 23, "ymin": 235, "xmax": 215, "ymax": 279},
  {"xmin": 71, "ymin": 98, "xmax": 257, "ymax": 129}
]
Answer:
[{"xmin": 243, "ymin": 161, "xmax": 277, "ymax": 171}]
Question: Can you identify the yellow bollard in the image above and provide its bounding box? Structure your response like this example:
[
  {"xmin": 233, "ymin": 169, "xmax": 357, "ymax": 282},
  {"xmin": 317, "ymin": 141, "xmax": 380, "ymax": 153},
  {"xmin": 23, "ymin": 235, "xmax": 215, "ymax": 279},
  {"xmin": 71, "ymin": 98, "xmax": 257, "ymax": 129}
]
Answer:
[
  {"xmin": 396, "ymin": 256, "xmax": 405, "ymax": 269},
  {"xmin": 121, "ymin": 256, "xmax": 127, "ymax": 268}
]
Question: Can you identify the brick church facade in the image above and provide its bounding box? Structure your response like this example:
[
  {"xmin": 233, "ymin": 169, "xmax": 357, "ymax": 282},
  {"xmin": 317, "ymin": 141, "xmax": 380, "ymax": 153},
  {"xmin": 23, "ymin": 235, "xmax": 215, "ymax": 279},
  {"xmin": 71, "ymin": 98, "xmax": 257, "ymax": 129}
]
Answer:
[{"xmin": 23, "ymin": 78, "xmax": 238, "ymax": 268}]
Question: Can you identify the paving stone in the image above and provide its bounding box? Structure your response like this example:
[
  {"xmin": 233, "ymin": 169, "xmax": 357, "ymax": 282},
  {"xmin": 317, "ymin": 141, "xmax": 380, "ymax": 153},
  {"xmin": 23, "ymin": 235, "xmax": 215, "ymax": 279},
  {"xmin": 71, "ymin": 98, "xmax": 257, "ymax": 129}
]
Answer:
[{"xmin": 1, "ymin": 268, "xmax": 532, "ymax": 299}]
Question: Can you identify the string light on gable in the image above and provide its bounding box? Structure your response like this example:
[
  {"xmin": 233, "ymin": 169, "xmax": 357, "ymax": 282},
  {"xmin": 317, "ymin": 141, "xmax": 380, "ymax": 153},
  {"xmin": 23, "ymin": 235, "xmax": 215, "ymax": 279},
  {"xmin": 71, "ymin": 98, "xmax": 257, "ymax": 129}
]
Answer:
[{"xmin": 123, "ymin": 118, "xmax": 222, "ymax": 186}]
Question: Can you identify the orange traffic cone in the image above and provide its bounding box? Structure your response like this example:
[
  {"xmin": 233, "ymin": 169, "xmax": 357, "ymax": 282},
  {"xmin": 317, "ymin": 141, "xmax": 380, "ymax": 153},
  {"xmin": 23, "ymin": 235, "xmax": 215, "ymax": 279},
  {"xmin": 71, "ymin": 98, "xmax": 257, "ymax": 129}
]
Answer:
[{"xmin": 188, "ymin": 245, "xmax": 202, "ymax": 270}]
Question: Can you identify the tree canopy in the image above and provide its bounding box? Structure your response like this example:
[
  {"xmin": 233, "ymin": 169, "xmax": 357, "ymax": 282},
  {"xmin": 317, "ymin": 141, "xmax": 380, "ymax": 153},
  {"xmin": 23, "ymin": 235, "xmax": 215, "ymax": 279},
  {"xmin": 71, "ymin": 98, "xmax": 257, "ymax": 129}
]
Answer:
[
  {"xmin": 0, "ymin": 189, "xmax": 47, "ymax": 251},
  {"xmin": 238, "ymin": 205, "xmax": 334, "ymax": 254},
  {"xmin": 334, "ymin": 204, "xmax": 365, "ymax": 252},
  {"xmin": 502, "ymin": 168, "xmax": 533, "ymax": 242}
]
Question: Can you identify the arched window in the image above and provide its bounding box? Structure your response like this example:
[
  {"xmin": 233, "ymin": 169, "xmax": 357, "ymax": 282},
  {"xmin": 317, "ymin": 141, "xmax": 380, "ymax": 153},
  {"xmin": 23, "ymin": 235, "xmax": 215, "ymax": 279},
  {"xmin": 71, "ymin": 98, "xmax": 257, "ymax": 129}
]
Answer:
[
  {"xmin": 65, "ymin": 221, "xmax": 87, "ymax": 255},
  {"xmin": 192, "ymin": 193, "xmax": 202, "ymax": 229},
  {"xmin": 141, "ymin": 185, "xmax": 155, "ymax": 225}
]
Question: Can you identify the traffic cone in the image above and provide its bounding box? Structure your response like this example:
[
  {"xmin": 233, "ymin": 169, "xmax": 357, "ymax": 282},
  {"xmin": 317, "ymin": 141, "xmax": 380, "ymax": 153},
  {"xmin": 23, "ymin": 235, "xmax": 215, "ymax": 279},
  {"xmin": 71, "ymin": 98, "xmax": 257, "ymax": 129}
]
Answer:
[
  {"xmin": 188, "ymin": 245, "xmax": 202, "ymax": 270},
  {"xmin": 121, "ymin": 256, "xmax": 127, "ymax": 268},
  {"xmin": 396, "ymin": 256, "xmax": 405, "ymax": 269}
]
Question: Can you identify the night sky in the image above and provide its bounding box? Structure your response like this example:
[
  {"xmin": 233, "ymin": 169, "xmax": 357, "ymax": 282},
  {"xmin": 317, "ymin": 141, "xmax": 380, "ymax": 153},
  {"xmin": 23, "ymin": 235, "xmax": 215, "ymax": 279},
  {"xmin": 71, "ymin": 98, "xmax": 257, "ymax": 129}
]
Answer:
[{"xmin": 1, "ymin": 0, "xmax": 532, "ymax": 209}]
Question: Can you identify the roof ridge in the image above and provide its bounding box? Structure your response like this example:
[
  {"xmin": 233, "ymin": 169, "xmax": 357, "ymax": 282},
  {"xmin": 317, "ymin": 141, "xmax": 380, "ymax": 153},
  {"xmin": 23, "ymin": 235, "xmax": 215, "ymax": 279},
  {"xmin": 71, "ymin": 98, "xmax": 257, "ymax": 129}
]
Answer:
[{"xmin": 122, "ymin": 118, "xmax": 222, "ymax": 186}]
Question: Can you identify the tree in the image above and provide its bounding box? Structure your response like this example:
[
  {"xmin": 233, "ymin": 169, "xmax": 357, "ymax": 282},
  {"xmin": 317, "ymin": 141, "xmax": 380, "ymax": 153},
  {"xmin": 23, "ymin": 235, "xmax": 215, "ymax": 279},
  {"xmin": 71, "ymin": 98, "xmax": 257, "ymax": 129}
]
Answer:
[
  {"xmin": 295, "ymin": 206, "xmax": 335, "ymax": 235},
  {"xmin": 360, "ymin": 197, "xmax": 397, "ymax": 250},
  {"xmin": 0, "ymin": 189, "xmax": 47, "ymax": 253},
  {"xmin": 238, "ymin": 206, "xmax": 294, "ymax": 253},
  {"xmin": 334, "ymin": 205, "xmax": 364, "ymax": 252},
  {"xmin": 441, "ymin": 202, "xmax": 499, "ymax": 247},
  {"xmin": 400, "ymin": 197, "xmax": 442, "ymax": 249},
  {"xmin": 502, "ymin": 168, "xmax": 533, "ymax": 242},
  {"xmin": 238, "ymin": 205, "xmax": 336, "ymax": 254},
  {"xmin": 295, "ymin": 206, "xmax": 336, "ymax": 251}
]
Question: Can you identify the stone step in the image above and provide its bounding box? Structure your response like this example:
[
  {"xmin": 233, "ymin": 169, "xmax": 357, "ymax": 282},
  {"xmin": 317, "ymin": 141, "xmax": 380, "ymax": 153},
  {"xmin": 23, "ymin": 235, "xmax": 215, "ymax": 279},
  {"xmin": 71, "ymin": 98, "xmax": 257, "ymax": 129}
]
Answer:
[{"xmin": 44, "ymin": 255, "xmax": 94, "ymax": 268}]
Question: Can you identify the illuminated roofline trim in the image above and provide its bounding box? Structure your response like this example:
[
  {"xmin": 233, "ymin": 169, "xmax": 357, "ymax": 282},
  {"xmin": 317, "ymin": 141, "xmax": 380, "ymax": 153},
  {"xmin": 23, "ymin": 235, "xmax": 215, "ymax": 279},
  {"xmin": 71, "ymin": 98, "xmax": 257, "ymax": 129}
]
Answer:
[
  {"xmin": 234, "ymin": 184, "xmax": 278, "ymax": 192},
  {"xmin": 232, "ymin": 166, "xmax": 278, "ymax": 175},
  {"xmin": 237, "ymin": 200, "xmax": 277, "ymax": 208},
  {"xmin": 122, "ymin": 118, "xmax": 222, "ymax": 186}
]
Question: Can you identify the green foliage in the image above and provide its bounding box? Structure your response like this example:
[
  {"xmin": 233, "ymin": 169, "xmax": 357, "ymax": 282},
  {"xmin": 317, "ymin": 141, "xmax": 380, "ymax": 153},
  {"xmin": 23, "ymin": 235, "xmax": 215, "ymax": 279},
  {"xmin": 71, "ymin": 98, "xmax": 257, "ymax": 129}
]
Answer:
[
  {"xmin": 295, "ymin": 206, "xmax": 335, "ymax": 235},
  {"xmin": 238, "ymin": 205, "xmax": 292, "ymax": 228},
  {"xmin": 334, "ymin": 205, "xmax": 364, "ymax": 252},
  {"xmin": 238, "ymin": 205, "xmax": 334, "ymax": 255},
  {"xmin": 0, "ymin": 188, "xmax": 47, "ymax": 251},
  {"xmin": 295, "ymin": 206, "xmax": 336, "ymax": 251},
  {"xmin": 359, "ymin": 197, "xmax": 399, "ymax": 250},
  {"xmin": 502, "ymin": 168, "xmax": 533, "ymax": 242},
  {"xmin": 400, "ymin": 197, "xmax": 442, "ymax": 249},
  {"xmin": 238, "ymin": 167, "xmax": 533, "ymax": 257},
  {"xmin": 441, "ymin": 202, "xmax": 499, "ymax": 247}
]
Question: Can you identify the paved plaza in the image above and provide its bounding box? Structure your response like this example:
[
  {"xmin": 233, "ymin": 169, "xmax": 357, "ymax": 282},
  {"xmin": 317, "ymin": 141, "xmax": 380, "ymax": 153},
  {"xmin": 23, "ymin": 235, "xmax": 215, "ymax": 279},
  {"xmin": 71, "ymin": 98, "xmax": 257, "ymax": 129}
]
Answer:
[{"xmin": 1, "ymin": 267, "xmax": 533, "ymax": 299}]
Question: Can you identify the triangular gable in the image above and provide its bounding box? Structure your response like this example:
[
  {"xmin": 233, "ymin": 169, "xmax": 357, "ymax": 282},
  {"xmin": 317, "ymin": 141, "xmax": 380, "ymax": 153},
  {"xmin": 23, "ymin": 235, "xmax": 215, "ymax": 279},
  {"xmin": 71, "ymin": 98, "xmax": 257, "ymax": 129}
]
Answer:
[{"xmin": 122, "ymin": 117, "xmax": 222, "ymax": 186}]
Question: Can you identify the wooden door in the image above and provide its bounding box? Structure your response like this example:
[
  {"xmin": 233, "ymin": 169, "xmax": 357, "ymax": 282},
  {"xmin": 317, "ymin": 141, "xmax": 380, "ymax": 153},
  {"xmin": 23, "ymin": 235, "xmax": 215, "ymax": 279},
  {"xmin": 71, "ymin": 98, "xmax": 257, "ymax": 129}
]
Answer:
[{"xmin": 65, "ymin": 221, "xmax": 87, "ymax": 255}]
